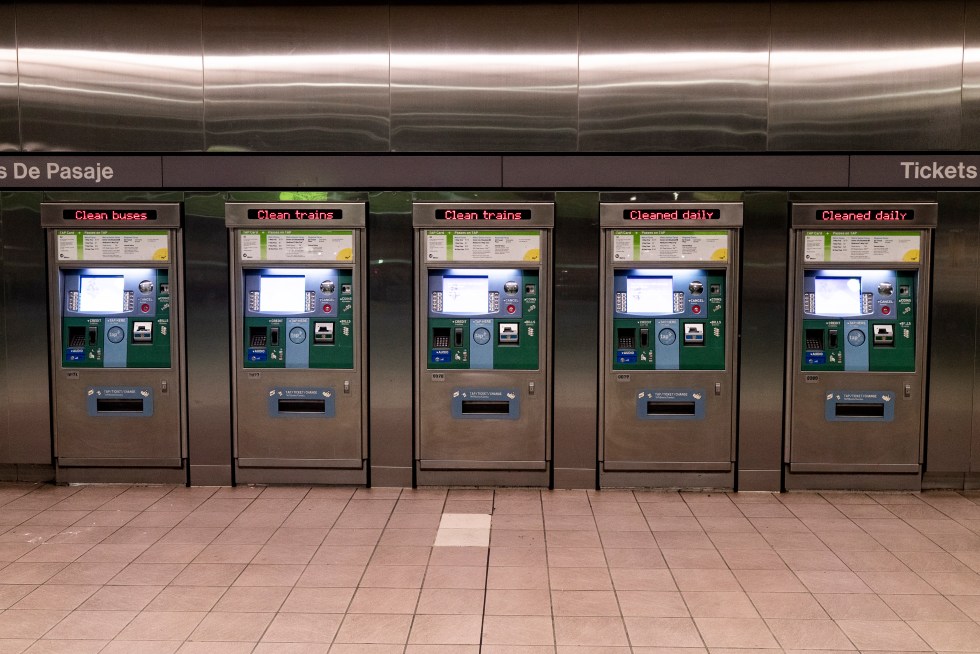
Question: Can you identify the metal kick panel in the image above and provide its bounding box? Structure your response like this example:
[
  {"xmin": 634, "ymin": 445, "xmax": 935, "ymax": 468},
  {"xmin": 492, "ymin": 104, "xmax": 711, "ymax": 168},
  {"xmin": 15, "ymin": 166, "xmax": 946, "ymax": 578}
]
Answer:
[
  {"xmin": 0, "ymin": 5, "xmax": 17, "ymax": 151},
  {"xmin": 769, "ymin": 1, "xmax": 963, "ymax": 151},
  {"xmin": 579, "ymin": 3, "xmax": 769, "ymax": 152},
  {"xmin": 202, "ymin": 5, "xmax": 389, "ymax": 152},
  {"xmin": 390, "ymin": 5, "xmax": 578, "ymax": 152},
  {"xmin": 17, "ymin": 3, "xmax": 204, "ymax": 151}
]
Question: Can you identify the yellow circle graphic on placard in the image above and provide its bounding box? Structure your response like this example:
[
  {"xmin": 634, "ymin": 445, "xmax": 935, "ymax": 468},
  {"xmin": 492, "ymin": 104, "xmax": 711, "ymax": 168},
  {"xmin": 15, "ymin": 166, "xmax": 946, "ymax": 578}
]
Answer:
[
  {"xmin": 710, "ymin": 248, "xmax": 728, "ymax": 261},
  {"xmin": 902, "ymin": 249, "xmax": 920, "ymax": 262},
  {"xmin": 336, "ymin": 247, "xmax": 353, "ymax": 261},
  {"xmin": 152, "ymin": 248, "xmax": 169, "ymax": 260},
  {"xmin": 523, "ymin": 248, "xmax": 540, "ymax": 261}
]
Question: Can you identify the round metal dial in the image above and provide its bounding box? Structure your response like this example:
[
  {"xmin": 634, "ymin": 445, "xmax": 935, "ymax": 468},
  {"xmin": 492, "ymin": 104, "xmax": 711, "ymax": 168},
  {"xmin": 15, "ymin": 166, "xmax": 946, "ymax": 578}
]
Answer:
[
  {"xmin": 320, "ymin": 281, "xmax": 335, "ymax": 294},
  {"xmin": 289, "ymin": 326, "xmax": 307, "ymax": 344},
  {"xmin": 106, "ymin": 326, "xmax": 126, "ymax": 344},
  {"xmin": 504, "ymin": 281, "xmax": 519, "ymax": 294},
  {"xmin": 689, "ymin": 281, "xmax": 704, "ymax": 295},
  {"xmin": 878, "ymin": 282, "xmax": 893, "ymax": 296},
  {"xmin": 658, "ymin": 328, "xmax": 676, "ymax": 345},
  {"xmin": 138, "ymin": 280, "xmax": 153, "ymax": 293},
  {"xmin": 472, "ymin": 327, "xmax": 491, "ymax": 345}
]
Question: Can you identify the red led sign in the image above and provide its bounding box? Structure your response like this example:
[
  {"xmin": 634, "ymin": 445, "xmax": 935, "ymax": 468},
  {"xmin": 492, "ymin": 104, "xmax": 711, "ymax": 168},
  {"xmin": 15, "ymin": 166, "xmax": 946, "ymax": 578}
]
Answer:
[
  {"xmin": 63, "ymin": 209, "xmax": 156, "ymax": 221},
  {"xmin": 435, "ymin": 209, "xmax": 530, "ymax": 221},
  {"xmin": 624, "ymin": 209, "xmax": 720, "ymax": 221},
  {"xmin": 246, "ymin": 208, "xmax": 341, "ymax": 220},
  {"xmin": 817, "ymin": 209, "xmax": 914, "ymax": 221}
]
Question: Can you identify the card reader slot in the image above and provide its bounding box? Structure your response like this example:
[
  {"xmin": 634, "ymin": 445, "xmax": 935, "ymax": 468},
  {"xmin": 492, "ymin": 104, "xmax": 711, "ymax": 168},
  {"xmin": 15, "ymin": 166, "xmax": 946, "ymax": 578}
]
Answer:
[
  {"xmin": 68, "ymin": 326, "xmax": 87, "ymax": 348},
  {"xmin": 646, "ymin": 401, "xmax": 696, "ymax": 416},
  {"xmin": 461, "ymin": 401, "xmax": 510, "ymax": 415},
  {"xmin": 96, "ymin": 399, "xmax": 144, "ymax": 413},
  {"xmin": 249, "ymin": 326, "xmax": 267, "ymax": 348},
  {"xmin": 835, "ymin": 402, "xmax": 885, "ymax": 418},
  {"xmin": 277, "ymin": 399, "xmax": 326, "ymax": 413}
]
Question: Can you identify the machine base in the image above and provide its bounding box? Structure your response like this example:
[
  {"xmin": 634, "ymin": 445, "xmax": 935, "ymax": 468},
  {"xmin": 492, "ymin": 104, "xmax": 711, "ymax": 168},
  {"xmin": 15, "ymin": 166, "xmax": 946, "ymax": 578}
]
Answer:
[
  {"xmin": 600, "ymin": 469, "xmax": 734, "ymax": 490},
  {"xmin": 234, "ymin": 464, "xmax": 367, "ymax": 486},
  {"xmin": 783, "ymin": 466, "xmax": 921, "ymax": 491},
  {"xmin": 55, "ymin": 463, "xmax": 188, "ymax": 485},
  {"xmin": 416, "ymin": 468, "xmax": 550, "ymax": 487}
]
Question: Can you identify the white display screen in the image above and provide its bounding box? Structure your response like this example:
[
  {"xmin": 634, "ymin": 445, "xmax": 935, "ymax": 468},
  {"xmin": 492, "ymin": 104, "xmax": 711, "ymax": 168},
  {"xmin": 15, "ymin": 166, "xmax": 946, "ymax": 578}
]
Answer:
[
  {"xmin": 626, "ymin": 277, "xmax": 674, "ymax": 314},
  {"xmin": 814, "ymin": 277, "xmax": 862, "ymax": 315},
  {"xmin": 78, "ymin": 276, "xmax": 125, "ymax": 313},
  {"xmin": 259, "ymin": 276, "xmax": 306, "ymax": 313},
  {"xmin": 443, "ymin": 276, "xmax": 489, "ymax": 314}
]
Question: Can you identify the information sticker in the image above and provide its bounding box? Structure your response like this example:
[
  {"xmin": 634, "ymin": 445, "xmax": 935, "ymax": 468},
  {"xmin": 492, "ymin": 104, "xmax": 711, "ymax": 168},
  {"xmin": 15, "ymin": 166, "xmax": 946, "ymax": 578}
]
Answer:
[
  {"xmin": 803, "ymin": 231, "xmax": 921, "ymax": 263},
  {"xmin": 425, "ymin": 231, "xmax": 541, "ymax": 263},
  {"xmin": 56, "ymin": 230, "xmax": 169, "ymax": 262},
  {"xmin": 240, "ymin": 230, "xmax": 354, "ymax": 262},
  {"xmin": 612, "ymin": 230, "xmax": 728, "ymax": 263}
]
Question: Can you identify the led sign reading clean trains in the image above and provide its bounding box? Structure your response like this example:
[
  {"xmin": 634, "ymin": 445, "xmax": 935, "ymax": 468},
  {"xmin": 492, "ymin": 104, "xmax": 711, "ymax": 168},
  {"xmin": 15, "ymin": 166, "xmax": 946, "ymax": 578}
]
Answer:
[
  {"xmin": 817, "ymin": 210, "xmax": 914, "ymax": 221},
  {"xmin": 246, "ymin": 209, "xmax": 341, "ymax": 220},
  {"xmin": 62, "ymin": 209, "xmax": 156, "ymax": 221},
  {"xmin": 623, "ymin": 209, "xmax": 720, "ymax": 221},
  {"xmin": 435, "ymin": 209, "xmax": 530, "ymax": 221}
]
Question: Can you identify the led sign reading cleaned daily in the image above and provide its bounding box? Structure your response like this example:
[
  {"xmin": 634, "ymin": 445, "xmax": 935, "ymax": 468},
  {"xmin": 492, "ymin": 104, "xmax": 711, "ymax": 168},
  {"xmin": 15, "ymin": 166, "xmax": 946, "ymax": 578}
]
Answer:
[
  {"xmin": 246, "ymin": 208, "xmax": 341, "ymax": 220},
  {"xmin": 434, "ymin": 209, "xmax": 530, "ymax": 221},
  {"xmin": 623, "ymin": 209, "xmax": 720, "ymax": 221},
  {"xmin": 817, "ymin": 209, "xmax": 914, "ymax": 221},
  {"xmin": 63, "ymin": 209, "xmax": 156, "ymax": 221}
]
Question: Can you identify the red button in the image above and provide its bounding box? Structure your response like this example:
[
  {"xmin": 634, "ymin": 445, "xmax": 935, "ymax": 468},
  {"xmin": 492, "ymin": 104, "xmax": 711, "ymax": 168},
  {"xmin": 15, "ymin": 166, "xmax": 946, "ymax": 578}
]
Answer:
[
  {"xmin": 323, "ymin": 304, "xmax": 332, "ymax": 312},
  {"xmin": 506, "ymin": 305, "xmax": 516, "ymax": 314},
  {"xmin": 882, "ymin": 306, "xmax": 890, "ymax": 315},
  {"xmin": 141, "ymin": 303, "xmax": 150, "ymax": 313},
  {"xmin": 692, "ymin": 305, "xmax": 701, "ymax": 314}
]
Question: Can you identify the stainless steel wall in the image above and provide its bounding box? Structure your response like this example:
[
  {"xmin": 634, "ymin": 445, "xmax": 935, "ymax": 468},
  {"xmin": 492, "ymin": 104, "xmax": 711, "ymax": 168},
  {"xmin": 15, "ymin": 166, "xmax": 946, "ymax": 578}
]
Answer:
[{"xmin": 5, "ymin": 1, "xmax": 980, "ymax": 152}]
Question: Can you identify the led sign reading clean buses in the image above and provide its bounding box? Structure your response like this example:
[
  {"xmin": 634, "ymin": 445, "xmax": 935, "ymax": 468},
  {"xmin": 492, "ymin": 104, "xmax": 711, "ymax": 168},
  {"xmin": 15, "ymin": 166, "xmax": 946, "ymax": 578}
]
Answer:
[
  {"xmin": 63, "ymin": 209, "xmax": 156, "ymax": 221},
  {"xmin": 435, "ymin": 209, "xmax": 530, "ymax": 221},
  {"xmin": 623, "ymin": 209, "xmax": 720, "ymax": 221},
  {"xmin": 246, "ymin": 208, "xmax": 341, "ymax": 220},
  {"xmin": 817, "ymin": 209, "xmax": 914, "ymax": 221}
]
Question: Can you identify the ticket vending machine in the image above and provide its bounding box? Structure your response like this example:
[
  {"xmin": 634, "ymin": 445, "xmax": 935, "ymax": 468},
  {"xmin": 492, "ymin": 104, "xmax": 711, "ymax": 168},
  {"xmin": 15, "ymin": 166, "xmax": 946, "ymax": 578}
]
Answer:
[
  {"xmin": 42, "ymin": 203, "xmax": 185, "ymax": 483},
  {"xmin": 414, "ymin": 203, "xmax": 552, "ymax": 485},
  {"xmin": 226, "ymin": 203, "xmax": 367, "ymax": 484},
  {"xmin": 599, "ymin": 203, "xmax": 741, "ymax": 488},
  {"xmin": 786, "ymin": 203, "xmax": 936, "ymax": 489}
]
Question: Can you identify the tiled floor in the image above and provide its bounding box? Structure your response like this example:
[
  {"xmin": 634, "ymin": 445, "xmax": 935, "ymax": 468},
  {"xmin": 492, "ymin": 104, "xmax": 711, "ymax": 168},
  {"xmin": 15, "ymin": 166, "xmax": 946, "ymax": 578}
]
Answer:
[{"xmin": 0, "ymin": 486, "xmax": 979, "ymax": 653}]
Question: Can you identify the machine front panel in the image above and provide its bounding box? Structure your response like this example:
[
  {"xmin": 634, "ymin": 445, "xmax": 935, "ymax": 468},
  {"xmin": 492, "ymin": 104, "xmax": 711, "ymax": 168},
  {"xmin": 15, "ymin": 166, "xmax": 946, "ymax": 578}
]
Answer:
[{"xmin": 61, "ymin": 268, "xmax": 172, "ymax": 369}]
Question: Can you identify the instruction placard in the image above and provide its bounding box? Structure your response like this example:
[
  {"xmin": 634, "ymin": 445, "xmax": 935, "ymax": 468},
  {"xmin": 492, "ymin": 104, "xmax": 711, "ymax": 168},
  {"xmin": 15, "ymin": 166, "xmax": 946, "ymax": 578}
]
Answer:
[
  {"xmin": 612, "ymin": 230, "xmax": 728, "ymax": 262},
  {"xmin": 56, "ymin": 230, "xmax": 169, "ymax": 262},
  {"xmin": 803, "ymin": 231, "xmax": 921, "ymax": 263},
  {"xmin": 240, "ymin": 230, "xmax": 354, "ymax": 262},
  {"xmin": 425, "ymin": 231, "xmax": 541, "ymax": 262}
]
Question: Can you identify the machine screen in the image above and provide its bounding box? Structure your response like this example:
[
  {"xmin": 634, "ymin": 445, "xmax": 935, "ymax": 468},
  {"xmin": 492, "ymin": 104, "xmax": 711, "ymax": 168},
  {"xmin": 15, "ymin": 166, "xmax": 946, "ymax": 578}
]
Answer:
[
  {"xmin": 814, "ymin": 277, "xmax": 861, "ymax": 316},
  {"xmin": 259, "ymin": 276, "xmax": 305, "ymax": 313},
  {"xmin": 626, "ymin": 277, "xmax": 673, "ymax": 315},
  {"xmin": 442, "ymin": 276, "xmax": 489, "ymax": 314},
  {"xmin": 78, "ymin": 276, "xmax": 125, "ymax": 313}
]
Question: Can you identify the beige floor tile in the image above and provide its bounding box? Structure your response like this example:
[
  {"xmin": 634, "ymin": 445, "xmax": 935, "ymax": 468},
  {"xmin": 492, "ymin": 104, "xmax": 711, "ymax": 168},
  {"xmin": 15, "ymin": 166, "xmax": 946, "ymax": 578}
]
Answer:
[
  {"xmin": 550, "ymin": 567, "xmax": 613, "ymax": 591},
  {"xmin": 11, "ymin": 584, "xmax": 99, "ymax": 611},
  {"xmin": 254, "ymin": 643, "xmax": 331, "ymax": 653},
  {"xmin": 310, "ymin": 545, "xmax": 374, "ymax": 566},
  {"xmin": 176, "ymin": 642, "xmax": 255, "ymax": 654},
  {"xmin": 836, "ymin": 619, "xmax": 931, "ymax": 651},
  {"xmin": 422, "ymin": 565, "xmax": 486, "ymax": 589},
  {"xmin": 261, "ymin": 612, "xmax": 343, "ymax": 643},
  {"xmin": 43, "ymin": 609, "xmax": 136, "ymax": 640},
  {"xmin": 101, "ymin": 641, "xmax": 181, "ymax": 654},
  {"xmin": 232, "ymin": 563, "xmax": 304, "ymax": 586},
  {"xmin": 608, "ymin": 567, "xmax": 674, "ymax": 591},
  {"xmin": 23, "ymin": 639, "xmax": 107, "ymax": 653},
  {"xmin": 0, "ymin": 562, "xmax": 68, "ymax": 585},
  {"xmin": 662, "ymin": 549, "xmax": 727, "ymax": 569},
  {"xmin": 77, "ymin": 543, "xmax": 148, "ymax": 563},
  {"xmin": 144, "ymin": 586, "xmax": 225, "ymax": 612},
  {"xmin": 671, "ymin": 569, "xmax": 739, "ymax": 592},
  {"xmin": 169, "ymin": 563, "xmax": 245, "ymax": 586},
  {"xmin": 485, "ymin": 588, "xmax": 551, "ymax": 616},
  {"xmin": 251, "ymin": 544, "xmax": 317, "ymax": 565},
  {"xmin": 767, "ymin": 617, "xmax": 856, "ymax": 650},
  {"xmin": 427, "ymin": 546, "xmax": 487, "ymax": 567},
  {"xmin": 368, "ymin": 546, "xmax": 431, "ymax": 566},
  {"xmin": 555, "ymin": 616, "xmax": 628, "ymax": 647},
  {"xmin": 779, "ymin": 548, "xmax": 848, "ymax": 571},
  {"xmin": 279, "ymin": 586, "xmax": 354, "ymax": 613},
  {"xmin": 622, "ymin": 616, "xmax": 701, "ymax": 647},
  {"xmin": 734, "ymin": 568, "xmax": 807, "ymax": 593},
  {"xmin": 358, "ymin": 564, "xmax": 425, "ymax": 588},
  {"xmin": 858, "ymin": 570, "xmax": 938, "ymax": 595},
  {"xmin": 408, "ymin": 614, "xmax": 483, "ymax": 645},
  {"xmin": 795, "ymin": 570, "xmax": 873, "ymax": 594},
  {"xmin": 378, "ymin": 529, "xmax": 436, "ymax": 547},
  {"xmin": 882, "ymin": 593, "xmax": 971, "ymax": 621},
  {"xmin": 682, "ymin": 591, "xmax": 759, "ymax": 618},
  {"xmin": 77, "ymin": 584, "xmax": 162, "ymax": 611},
  {"xmin": 115, "ymin": 610, "xmax": 206, "ymax": 640},
  {"xmin": 414, "ymin": 586, "xmax": 487, "ymax": 615},
  {"xmin": 603, "ymin": 547, "xmax": 666, "ymax": 569},
  {"xmin": 909, "ymin": 619, "xmax": 980, "ymax": 651},
  {"xmin": 693, "ymin": 616, "xmax": 778, "ymax": 649},
  {"xmin": 815, "ymin": 593, "xmax": 901, "ymax": 620},
  {"xmin": 748, "ymin": 591, "xmax": 828, "ymax": 619},
  {"xmin": 110, "ymin": 562, "xmax": 185, "ymax": 586},
  {"xmin": 718, "ymin": 548, "xmax": 786, "ymax": 570},
  {"xmin": 489, "ymin": 547, "xmax": 547, "ymax": 567},
  {"xmin": 482, "ymin": 615, "xmax": 554, "ymax": 645},
  {"xmin": 192, "ymin": 543, "xmax": 261, "ymax": 564},
  {"xmin": 0, "ymin": 610, "xmax": 69, "ymax": 639},
  {"xmin": 598, "ymin": 531, "xmax": 658, "ymax": 549},
  {"xmin": 347, "ymin": 587, "xmax": 420, "ymax": 614},
  {"xmin": 551, "ymin": 590, "xmax": 619, "ymax": 616},
  {"xmin": 652, "ymin": 531, "xmax": 714, "ymax": 549},
  {"xmin": 492, "ymin": 530, "xmax": 546, "ymax": 548},
  {"xmin": 546, "ymin": 547, "xmax": 606, "ymax": 568},
  {"xmin": 16, "ymin": 544, "xmax": 91, "ymax": 564},
  {"xmin": 296, "ymin": 564, "xmax": 365, "ymax": 588},
  {"xmin": 188, "ymin": 611, "xmax": 273, "ymax": 642},
  {"xmin": 834, "ymin": 549, "xmax": 907, "ymax": 572},
  {"xmin": 487, "ymin": 565, "xmax": 550, "ymax": 590},
  {"xmin": 919, "ymin": 570, "xmax": 980, "ymax": 594},
  {"xmin": 136, "ymin": 543, "xmax": 207, "ymax": 564},
  {"xmin": 213, "ymin": 586, "xmax": 289, "ymax": 612},
  {"xmin": 616, "ymin": 590, "xmax": 688, "ymax": 617}
]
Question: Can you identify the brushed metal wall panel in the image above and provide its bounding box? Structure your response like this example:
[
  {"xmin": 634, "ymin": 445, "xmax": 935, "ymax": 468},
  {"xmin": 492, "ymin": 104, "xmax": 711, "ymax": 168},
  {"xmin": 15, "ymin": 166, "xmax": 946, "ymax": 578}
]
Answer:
[
  {"xmin": 17, "ymin": 3, "xmax": 204, "ymax": 151},
  {"xmin": 965, "ymin": 2, "xmax": 980, "ymax": 149},
  {"xmin": 0, "ymin": 5, "xmax": 17, "ymax": 151},
  {"xmin": 925, "ymin": 194, "xmax": 976, "ymax": 473},
  {"xmin": 579, "ymin": 3, "xmax": 769, "ymax": 152},
  {"xmin": 770, "ymin": 1, "xmax": 963, "ymax": 151},
  {"xmin": 0, "ymin": 192, "xmax": 50, "ymax": 465},
  {"xmin": 391, "ymin": 4, "xmax": 578, "ymax": 152},
  {"xmin": 203, "ymin": 5, "xmax": 389, "ymax": 152}
]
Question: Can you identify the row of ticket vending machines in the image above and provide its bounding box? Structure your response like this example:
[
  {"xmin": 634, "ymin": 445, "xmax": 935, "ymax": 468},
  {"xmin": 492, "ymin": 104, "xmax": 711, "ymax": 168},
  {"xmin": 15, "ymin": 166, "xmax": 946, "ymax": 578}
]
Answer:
[{"xmin": 42, "ymin": 200, "xmax": 935, "ymax": 489}]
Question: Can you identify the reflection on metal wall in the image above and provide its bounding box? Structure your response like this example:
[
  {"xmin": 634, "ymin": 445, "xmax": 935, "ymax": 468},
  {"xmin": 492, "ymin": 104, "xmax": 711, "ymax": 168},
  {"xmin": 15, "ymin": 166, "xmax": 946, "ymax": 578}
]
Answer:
[
  {"xmin": 3, "ymin": 1, "xmax": 980, "ymax": 151},
  {"xmin": 390, "ymin": 5, "xmax": 578, "ymax": 151},
  {"xmin": 579, "ymin": 3, "xmax": 769, "ymax": 152},
  {"xmin": 769, "ymin": 1, "xmax": 963, "ymax": 151},
  {"xmin": 16, "ymin": 3, "xmax": 204, "ymax": 151},
  {"xmin": 0, "ymin": 5, "xmax": 17, "ymax": 152},
  {"xmin": 202, "ymin": 5, "xmax": 389, "ymax": 152}
]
